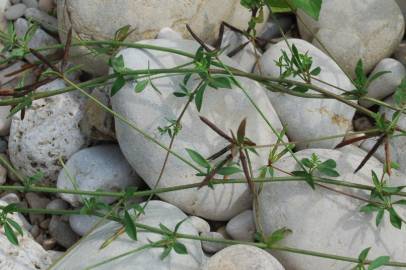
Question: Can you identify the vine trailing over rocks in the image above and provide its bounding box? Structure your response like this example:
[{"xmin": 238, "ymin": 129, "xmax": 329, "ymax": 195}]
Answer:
[{"xmin": 0, "ymin": 0, "xmax": 405, "ymax": 269}]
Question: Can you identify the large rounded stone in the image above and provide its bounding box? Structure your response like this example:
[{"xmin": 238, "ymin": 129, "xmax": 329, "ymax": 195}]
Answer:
[
  {"xmin": 51, "ymin": 201, "xmax": 205, "ymax": 270},
  {"xmin": 257, "ymin": 147, "xmax": 406, "ymax": 270},
  {"xmin": 258, "ymin": 38, "xmax": 355, "ymax": 149},
  {"xmin": 0, "ymin": 199, "xmax": 52, "ymax": 270},
  {"xmin": 57, "ymin": 144, "xmax": 141, "ymax": 206},
  {"xmin": 9, "ymin": 79, "xmax": 87, "ymax": 183},
  {"xmin": 57, "ymin": 0, "xmax": 266, "ymax": 75},
  {"xmin": 205, "ymin": 244, "xmax": 284, "ymax": 270},
  {"xmin": 111, "ymin": 39, "xmax": 286, "ymax": 221},
  {"xmin": 297, "ymin": 0, "xmax": 405, "ymax": 76}
]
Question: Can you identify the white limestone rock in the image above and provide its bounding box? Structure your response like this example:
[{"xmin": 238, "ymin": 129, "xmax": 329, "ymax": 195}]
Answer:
[
  {"xmin": 9, "ymin": 79, "xmax": 87, "ymax": 183},
  {"xmin": 360, "ymin": 58, "xmax": 406, "ymax": 108},
  {"xmin": 51, "ymin": 200, "xmax": 205, "ymax": 270},
  {"xmin": 297, "ymin": 0, "xmax": 405, "ymax": 76},
  {"xmin": 205, "ymin": 244, "xmax": 285, "ymax": 270},
  {"xmin": 257, "ymin": 38, "xmax": 355, "ymax": 149},
  {"xmin": 257, "ymin": 147, "xmax": 406, "ymax": 270},
  {"xmin": 111, "ymin": 38, "xmax": 286, "ymax": 220},
  {"xmin": 0, "ymin": 199, "xmax": 52, "ymax": 270},
  {"xmin": 225, "ymin": 210, "xmax": 255, "ymax": 241},
  {"xmin": 57, "ymin": 144, "xmax": 141, "ymax": 206},
  {"xmin": 56, "ymin": 0, "xmax": 267, "ymax": 75}
]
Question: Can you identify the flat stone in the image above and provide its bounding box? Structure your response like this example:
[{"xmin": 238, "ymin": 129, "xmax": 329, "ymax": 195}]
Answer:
[
  {"xmin": 69, "ymin": 214, "xmax": 102, "ymax": 236},
  {"xmin": 201, "ymin": 231, "xmax": 227, "ymax": 253},
  {"xmin": 257, "ymin": 38, "xmax": 355, "ymax": 149},
  {"xmin": 8, "ymin": 79, "xmax": 87, "ymax": 183},
  {"xmin": 112, "ymin": 39, "xmax": 286, "ymax": 220},
  {"xmin": 205, "ymin": 244, "xmax": 285, "ymax": 270},
  {"xmin": 49, "ymin": 215, "xmax": 79, "ymax": 249},
  {"xmin": 360, "ymin": 58, "xmax": 406, "ymax": 107},
  {"xmin": 0, "ymin": 199, "xmax": 52, "ymax": 269},
  {"xmin": 187, "ymin": 216, "xmax": 210, "ymax": 234},
  {"xmin": 5, "ymin": 3, "xmax": 26, "ymax": 20},
  {"xmin": 14, "ymin": 18, "xmax": 58, "ymax": 63},
  {"xmin": 22, "ymin": 0, "xmax": 37, "ymax": 8},
  {"xmin": 56, "ymin": 0, "xmax": 267, "ymax": 75},
  {"xmin": 52, "ymin": 200, "xmax": 205, "ymax": 270},
  {"xmin": 24, "ymin": 7, "xmax": 57, "ymax": 33},
  {"xmin": 226, "ymin": 210, "xmax": 255, "ymax": 241},
  {"xmin": 57, "ymin": 144, "xmax": 141, "ymax": 206},
  {"xmin": 298, "ymin": 0, "xmax": 404, "ymax": 76},
  {"xmin": 257, "ymin": 147, "xmax": 406, "ymax": 270}
]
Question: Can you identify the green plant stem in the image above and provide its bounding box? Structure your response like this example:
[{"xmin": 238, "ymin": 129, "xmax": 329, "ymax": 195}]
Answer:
[
  {"xmin": 6, "ymin": 205, "xmax": 406, "ymax": 268},
  {"xmin": 0, "ymin": 176, "xmax": 403, "ymax": 199}
]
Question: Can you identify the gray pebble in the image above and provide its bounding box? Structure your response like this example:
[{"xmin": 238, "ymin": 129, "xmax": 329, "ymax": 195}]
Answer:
[
  {"xmin": 0, "ymin": 138, "xmax": 8, "ymax": 152},
  {"xmin": 38, "ymin": 0, "xmax": 53, "ymax": 13},
  {"xmin": 39, "ymin": 218, "xmax": 50, "ymax": 230},
  {"xmin": 0, "ymin": 192, "xmax": 20, "ymax": 204},
  {"xmin": 5, "ymin": 3, "xmax": 26, "ymax": 20},
  {"xmin": 226, "ymin": 210, "xmax": 256, "ymax": 241},
  {"xmin": 0, "ymin": 164, "xmax": 6, "ymax": 185},
  {"xmin": 22, "ymin": 0, "xmax": 37, "ymax": 8},
  {"xmin": 46, "ymin": 198, "xmax": 69, "ymax": 210},
  {"xmin": 14, "ymin": 18, "xmax": 58, "ymax": 63},
  {"xmin": 30, "ymin": 224, "xmax": 40, "ymax": 238},
  {"xmin": 201, "ymin": 231, "xmax": 227, "ymax": 254},
  {"xmin": 25, "ymin": 192, "xmax": 50, "ymax": 224},
  {"xmin": 49, "ymin": 216, "xmax": 79, "ymax": 248},
  {"xmin": 42, "ymin": 238, "xmax": 56, "ymax": 250},
  {"xmin": 69, "ymin": 214, "xmax": 102, "ymax": 236},
  {"xmin": 10, "ymin": 0, "xmax": 22, "ymax": 4},
  {"xmin": 24, "ymin": 7, "xmax": 57, "ymax": 33}
]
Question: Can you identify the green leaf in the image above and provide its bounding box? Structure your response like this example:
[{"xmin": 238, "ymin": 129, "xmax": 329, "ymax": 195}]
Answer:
[
  {"xmin": 388, "ymin": 208, "xmax": 402, "ymax": 229},
  {"xmin": 394, "ymin": 77, "xmax": 406, "ymax": 106},
  {"xmin": 301, "ymin": 158, "xmax": 313, "ymax": 168},
  {"xmin": 376, "ymin": 208, "xmax": 384, "ymax": 227},
  {"xmin": 134, "ymin": 80, "xmax": 148, "ymax": 93},
  {"xmin": 173, "ymin": 242, "xmax": 188, "ymax": 255},
  {"xmin": 292, "ymin": 85, "xmax": 309, "ymax": 93},
  {"xmin": 266, "ymin": 227, "xmax": 292, "ymax": 247},
  {"xmin": 2, "ymin": 203, "xmax": 18, "ymax": 214},
  {"xmin": 194, "ymin": 83, "xmax": 207, "ymax": 112},
  {"xmin": 371, "ymin": 170, "xmax": 380, "ymax": 188},
  {"xmin": 160, "ymin": 246, "xmax": 172, "ymax": 260},
  {"xmin": 319, "ymin": 159, "xmax": 336, "ymax": 168},
  {"xmin": 159, "ymin": 223, "xmax": 173, "ymax": 234},
  {"xmin": 368, "ymin": 256, "xmax": 390, "ymax": 270},
  {"xmin": 267, "ymin": 0, "xmax": 291, "ymax": 13},
  {"xmin": 291, "ymin": 0, "xmax": 322, "ymax": 20},
  {"xmin": 393, "ymin": 199, "xmax": 406, "ymax": 205},
  {"xmin": 292, "ymin": 170, "xmax": 315, "ymax": 189},
  {"xmin": 358, "ymin": 247, "xmax": 371, "ymax": 262},
  {"xmin": 123, "ymin": 210, "xmax": 137, "ymax": 241},
  {"xmin": 4, "ymin": 222, "xmax": 18, "ymax": 245},
  {"xmin": 114, "ymin": 25, "xmax": 133, "ymax": 42},
  {"xmin": 360, "ymin": 204, "xmax": 380, "ymax": 214},
  {"xmin": 367, "ymin": 71, "xmax": 391, "ymax": 87},
  {"xmin": 173, "ymin": 92, "xmax": 187, "ymax": 97},
  {"xmin": 111, "ymin": 55, "xmax": 125, "ymax": 73},
  {"xmin": 317, "ymin": 167, "xmax": 339, "ymax": 177},
  {"xmin": 186, "ymin": 148, "xmax": 210, "ymax": 168},
  {"xmin": 310, "ymin": 66, "xmax": 321, "ymax": 76},
  {"xmin": 216, "ymin": 166, "xmax": 242, "ymax": 176},
  {"xmin": 111, "ymin": 76, "xmax": 125, "ymax": 96},
  {"xmin": 6, "ymin": 218, "xmax": 23, "ymax": 236},
  {"xmin": 209, "ymin": 76, "xmax": 232, "ymax": 89},
  {"xmin": 354, "ymin": 59, "xmax": 367, "ymax": 89}
]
